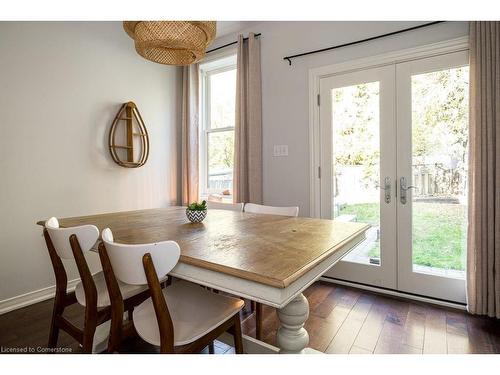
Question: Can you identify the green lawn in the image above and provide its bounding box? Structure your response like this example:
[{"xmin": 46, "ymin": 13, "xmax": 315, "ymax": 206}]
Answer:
[{"xmin": 338, "ymin": 202, "xmax": 467, "ymax": 271}]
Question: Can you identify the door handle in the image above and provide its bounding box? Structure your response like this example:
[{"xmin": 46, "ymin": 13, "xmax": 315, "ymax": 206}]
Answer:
[
  {"xmin": 381, "ymin": 177, "xmax": 391, "ymax": 204},
  {"xmin": 400, "ymin": 177, "xmax": 417, "ymax": 204}
]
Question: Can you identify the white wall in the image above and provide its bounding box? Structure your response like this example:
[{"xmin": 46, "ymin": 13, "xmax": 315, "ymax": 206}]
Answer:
[
  {"xmin": 211, "ymin": 21, "xmax": 469, "ymax": 216},
  {"xmin": 0, "ymin": 22, "xmax": 181, "ymax": 306}
]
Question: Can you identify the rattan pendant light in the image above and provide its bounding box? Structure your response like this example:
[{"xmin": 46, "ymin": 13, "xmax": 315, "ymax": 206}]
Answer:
[{"xmin": 123, "ymin": 21, "xmax": 216, "ymax": 66}]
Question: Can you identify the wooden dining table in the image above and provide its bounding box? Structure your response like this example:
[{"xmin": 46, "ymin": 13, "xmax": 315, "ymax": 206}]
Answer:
[{"xmin": 37, "ymin": 206, "xmax": 369, "ymax": 354}]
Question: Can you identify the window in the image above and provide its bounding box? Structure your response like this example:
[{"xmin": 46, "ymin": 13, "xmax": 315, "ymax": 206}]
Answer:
[{"xmin": 199, "ymin": 53, "xmax": 237, "ymax": 199}]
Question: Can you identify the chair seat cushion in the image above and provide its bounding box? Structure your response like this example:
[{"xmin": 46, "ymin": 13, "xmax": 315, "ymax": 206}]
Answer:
[
  {"xmin": 75, "ymin": 271, "xmax": 148, "ymax": 308},
  {"xmin": 133, "ymin": 281, "xmax": 244, "ymax": 347}
]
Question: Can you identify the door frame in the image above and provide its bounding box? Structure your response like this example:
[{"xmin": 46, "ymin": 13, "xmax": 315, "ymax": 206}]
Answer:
[{"xmin": 309, "ymin": 36, "xmax": 469, "ymax": 218}]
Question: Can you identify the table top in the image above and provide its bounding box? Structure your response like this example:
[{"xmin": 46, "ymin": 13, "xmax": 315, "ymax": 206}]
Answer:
[{"xmin": 37, "ymin": 206, "xmax": 369, "ymax": 289}]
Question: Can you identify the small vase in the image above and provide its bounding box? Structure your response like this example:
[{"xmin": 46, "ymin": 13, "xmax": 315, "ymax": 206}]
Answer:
[{"xmin": 186, "ymin": 208, "xmax": 207, "ymax": 223}]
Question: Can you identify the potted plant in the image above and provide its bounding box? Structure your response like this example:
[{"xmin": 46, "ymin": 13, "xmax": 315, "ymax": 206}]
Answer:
[{"xmin": 186, "ymin": 200, "xmax": 207, "ymax": 223}]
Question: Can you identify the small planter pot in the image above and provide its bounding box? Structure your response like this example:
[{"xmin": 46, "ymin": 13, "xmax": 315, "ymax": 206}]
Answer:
[{"xmin": 186, "ymin": 208, "xmax": 207, "ymax": 223}]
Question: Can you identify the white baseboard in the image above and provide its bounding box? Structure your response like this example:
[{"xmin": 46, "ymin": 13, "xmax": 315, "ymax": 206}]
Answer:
[
  {"xmin": 0, "ymin": 278, "xmax": 80, "ymax": 315},
  {"xmin": 320, "ymin": 277, "xmax": 467, "ymax": 311}
]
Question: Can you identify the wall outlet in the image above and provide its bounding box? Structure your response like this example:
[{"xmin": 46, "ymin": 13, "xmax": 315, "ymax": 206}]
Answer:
[{"xmin": 273, "ymin": 145, "xmax": 289, "ymax": 157}]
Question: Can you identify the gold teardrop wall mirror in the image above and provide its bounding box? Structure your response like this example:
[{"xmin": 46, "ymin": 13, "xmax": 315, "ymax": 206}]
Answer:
[{"xmin": 108, "ymin": 101, "xmax": 149, "ymax": 168}]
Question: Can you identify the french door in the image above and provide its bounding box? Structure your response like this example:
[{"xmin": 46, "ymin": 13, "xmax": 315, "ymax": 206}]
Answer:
[
  {"xmin": 320, "ymin": 50, "xmax": 469, "ymax": 303},
  {"xmin": 319, "ymin": 65, "xmax": 398, "ymax": 289}
]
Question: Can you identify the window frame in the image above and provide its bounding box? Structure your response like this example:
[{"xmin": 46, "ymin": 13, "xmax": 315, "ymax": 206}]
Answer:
[{"xmin": 199, "ymin": 51, "xmax": 237, "ymax": 199}]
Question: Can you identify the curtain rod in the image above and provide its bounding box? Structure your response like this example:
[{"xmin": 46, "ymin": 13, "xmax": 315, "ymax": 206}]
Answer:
[
  {"xmin": 206, "ymin": 33, "xmax": 262, "ymax": 54},
  {"xmin": 283, "ymin": 21, "xmax": 445, "ymax": 66}
]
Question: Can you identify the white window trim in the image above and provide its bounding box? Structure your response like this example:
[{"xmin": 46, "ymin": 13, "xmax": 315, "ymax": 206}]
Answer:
[
  {"xmin": 199, "ymin": 49, "xmax": 237, "ymax": 199},
  {"xmin": 308, "ymin": 36, "xmax": 469, "ymax": 218}
]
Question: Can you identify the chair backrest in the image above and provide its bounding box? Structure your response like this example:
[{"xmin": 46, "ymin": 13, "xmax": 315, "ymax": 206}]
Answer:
[
  {"xmin": 207, "ymin": 200, "xmax": 244, "ymax": 212},
  {"xmin": 101, "ymin": 228, "xmax": 181, "ymax": 286},
  {"xmin": 45, "ymin": 217, "xmax": 99, "ymax": 259},
  {"xmin": 243, "ymin": 203, "xmax": 299, "ymax": 217}
]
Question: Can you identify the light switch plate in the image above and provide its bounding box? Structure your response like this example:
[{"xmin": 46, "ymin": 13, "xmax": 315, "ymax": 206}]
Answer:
[{"xmin": 273, "ymin": 145, "xmax": 289, "ymax": 157}]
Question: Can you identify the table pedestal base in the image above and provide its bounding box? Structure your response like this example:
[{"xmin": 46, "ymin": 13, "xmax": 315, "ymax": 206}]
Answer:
[
  {"xmin": 220, "ymin": 292, "xmax": 319, "ymax": 354},
  {"xmin": 276, "ymin": 293, "xmax": 310, "ymax": 354}
]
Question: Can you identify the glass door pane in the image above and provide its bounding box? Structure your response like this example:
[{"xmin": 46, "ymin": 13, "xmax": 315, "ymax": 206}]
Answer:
[
  {"xmin": 411, "ymin": 67, "xmax": 469, "ymax": 278},
  {"xmin": 331, "ymin": 82, "xmax": 381, "ymax": 265}
]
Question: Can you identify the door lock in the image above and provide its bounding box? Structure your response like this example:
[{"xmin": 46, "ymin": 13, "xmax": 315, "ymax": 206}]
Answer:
[
  {"xmin": 381, "ymin": 177, "xmax": 391, "ymax": 204},
  {"xmin": 400, "ymin": 177, "xmax": 417, "ymax": 204}
]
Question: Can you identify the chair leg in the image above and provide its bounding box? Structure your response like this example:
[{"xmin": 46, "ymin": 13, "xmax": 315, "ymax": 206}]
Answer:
[
  {"xmin": 48, "ymin": 321, "xmax": 60, "ymax": 349},
  {"xmin": 82, "ymin": 329, "xmax": 96, "ymax": 353},
  {"xmin": 208, "ymin": 342, "xmax": 215, "ymax": 354},
  {"xmin": 81, "ymin": 308, "xmax": 97, "ymax": 353},
  {"xmin": 232, "ymin": 314, "xmax": 244, "ymax": 354},
  {"xmin": 107, "ymin": 309, "xmax": 124, "ymax": 353},
  {"xmin": 48, "ymin": 312, "xmax": 60, "ymax": 348},
  {"xmin": 48, "ymin": 293, "xmax": 64, "ymax": 348},
  {"xmin": 255, "ymin": 302, "xmax": 263, "ymax": 341}
]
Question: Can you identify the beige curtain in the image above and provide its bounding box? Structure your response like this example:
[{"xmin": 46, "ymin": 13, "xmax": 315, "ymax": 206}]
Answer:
[
  {"xmin": 181, "ymin": 64, "xmax": 200, "ymax": 205},
  {"xmin": 467, "ymin": 21, "xmax": 500, "ymax": 318},
  {"xmin": 233, "ymin": 33, "xmax": 263, "ymax": 204}
]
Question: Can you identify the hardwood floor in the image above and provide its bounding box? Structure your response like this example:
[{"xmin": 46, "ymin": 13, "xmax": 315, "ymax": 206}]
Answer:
[
  {"xmin": 241, "ymin": 281, "xmax": 500, "ymax": 354},
  {"xmin": 1, "ymin": 281, "xmax": 499, "ymax": 354}
]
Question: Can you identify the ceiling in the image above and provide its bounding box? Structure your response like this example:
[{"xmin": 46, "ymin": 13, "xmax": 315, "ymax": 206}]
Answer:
[{"xmin": 216, "ymin": 21, "xmax": 259, "ymax": 38}]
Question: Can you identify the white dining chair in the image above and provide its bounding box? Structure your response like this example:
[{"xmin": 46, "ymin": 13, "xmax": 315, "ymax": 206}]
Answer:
[
  {"xmin": 43, "ymin": 217, "xmax": 148, "ymax": 353},
  {"xmin": 243, "ymin": 203, "xmax": 299, "ymax": 217},
  {"xmin": 207, "ymin": 200, "xmax": 244, "ymax": 212},
  {"xmin": 100, "ymin": 228, "xmax": 245, "ymax": 354},
  {"xmin": 242, "ymin": 203, "xmax": 299, "ymax": 340}
]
